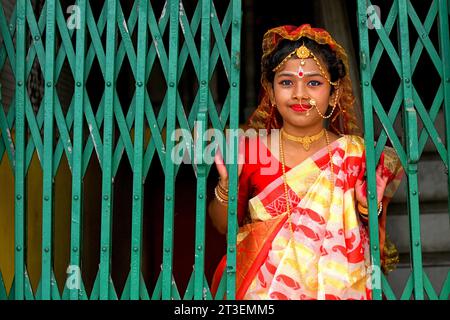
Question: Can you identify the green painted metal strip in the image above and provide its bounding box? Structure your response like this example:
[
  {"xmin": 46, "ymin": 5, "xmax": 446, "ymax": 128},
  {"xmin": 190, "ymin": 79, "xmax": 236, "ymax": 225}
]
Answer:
[
  {"xmin": 0, "ymin": 272, "xmax": 7, "ymax": 300},
  {"xmin": 0, "ymin": 94, "xmax": 15, "ymax": 171},
  {"xmin": 439, "ymin": 271, "xmax": 450, "ymax": 299},
  {"xmin": 0, "ymin": 3, "xmax": 16, "ymax": 68},
  {"xmin": 184, "ymin": 271, "xmax": 194, "ymax": 300},
  {"xmin": 8, "ymin": 278, "xmax": 14, "ymax": 300},
  {"xmin": 121, "ymin": 272, "xmax": 131, "ymax": 299},
  {"xmin": 398, "ymin": 0, "xmax": 424, "ymax": 300},
  {"xmin": 90, "ymin": 270, "xmax": 100, "ymax": 300},
  {"xmin": 423, "ymin": 271, "xmax": 438, "ymax": 299},
  {"xmin": 14, "ymin": 0, "xmax": 27, "ymax": 300},
  {"xmin": 401, "ymin": 273, "xmax": 414, "ymax": 300},
  {"xmin": 24, "ymin": 269, "xmax": 34, "ymax": 300},
  {"xmin": 161, "ymin": 0, "xmax": 180, "ymax": 300},
  {"xmin": 99, "ymin": 0, "xmax": 118, "ymax": 300},
  {"xmin": 357, "ymin": 0, "xmax": 382, "ymax": 300},
  {"xmin": 381, "ymin": 273, "xmax": 397, "ymax": 300},
  {"xmin": 140, "ymin": 2, "xmax": 168, "ymax": 177},
  {"xmin": 129, "ymin": 0, "xmax": 148, "ymax": 300},
  {"xmin": 151, "ymin": 271, "xmax": 162, "ymax": 300},
  {"xmin": 438, "ymin": 0, "xmax": 450, "ymax": 226},
  {"xmin": 140, "ymin": 273, "xmax": 150, "ymax": 300},
  {"xmin": 112, "ymin": 1, "xmax": 138, "ymax": 175},
  {"xmin": 214, "ymin": 269, "xmax": 227, "ymax": 300},
  {"xmin": 40, "ymin": 0, "xmax": 57, "ymax": 300},
  {"xmin": 193, "ymin": 0, "xmax": 211, "ymax": 300},
  {"xmin": 371, "ymin": 90, "xmax": 408, "ymax": 168},
  {"xmin": 0, "ymin": 5, "xmax": 17, "ymax": 170},
  {"xmin": 81, "ymin": 1, "xmax": 108, "ymax": 174},
  {"xmin": 225, "ymin": 0, "xmax": 241, "ymax": 300},
  {"xmin": 68, "ymin": 0, "xmax": 87, "ymax": 301},
  {"xmin": 412, "ymin": 89, "xmax": 448, "ymax": 163}
]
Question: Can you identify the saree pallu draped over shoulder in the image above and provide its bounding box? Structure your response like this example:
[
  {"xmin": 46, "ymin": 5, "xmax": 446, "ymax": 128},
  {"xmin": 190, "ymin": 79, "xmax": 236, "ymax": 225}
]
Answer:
[{"xmin": 212, "ymin": 135, "xmax": 403, "ymax": 300}]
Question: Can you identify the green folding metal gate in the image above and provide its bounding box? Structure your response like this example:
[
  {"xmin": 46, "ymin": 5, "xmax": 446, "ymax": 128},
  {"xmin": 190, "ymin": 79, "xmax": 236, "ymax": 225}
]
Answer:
[
  {"xmin": 357, "ymin": 0, "xmax": 450, "ymax": 300},
  {"xmin": 0, "ymin": 0, "xmax": 449, "ymax": 300}
]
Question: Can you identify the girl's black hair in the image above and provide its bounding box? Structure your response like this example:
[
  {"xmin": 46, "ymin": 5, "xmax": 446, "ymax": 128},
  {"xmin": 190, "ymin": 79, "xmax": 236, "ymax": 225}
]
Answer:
[{"xmin": 262, "ymin": 37, "xmax": 346, "ymax": 87}]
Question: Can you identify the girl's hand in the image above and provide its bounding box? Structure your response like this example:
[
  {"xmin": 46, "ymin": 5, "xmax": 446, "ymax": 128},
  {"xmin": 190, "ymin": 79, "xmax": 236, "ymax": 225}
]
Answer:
[
  {"xmin": 355, "ymin": 154, "xmax": 390, "ymax": 207},
  {"xmin": 214, "ymin": 136, "xmax": 245, "ymax": 187}
]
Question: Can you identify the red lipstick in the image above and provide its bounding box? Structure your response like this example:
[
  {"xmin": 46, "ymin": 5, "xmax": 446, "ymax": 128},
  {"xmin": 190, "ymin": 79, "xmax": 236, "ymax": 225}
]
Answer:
[{"xmin": 291, "ymin": 104, "xmax": 312, "ymax": 112}]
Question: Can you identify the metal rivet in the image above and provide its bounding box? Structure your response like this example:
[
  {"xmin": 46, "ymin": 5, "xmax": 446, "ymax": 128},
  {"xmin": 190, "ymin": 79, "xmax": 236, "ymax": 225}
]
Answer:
[
  {"xmin": 373, "ymin": 245, "xmax": 378, "ymax": 251},
  {"xmin": 412, "ymin": 190, "xmax": 417, "ymax": 195},
  {"xmin": 17, "ymin": 81, "xmax": 23, "ymax": 87},
  {"xmin": 76, "ymin": 82, "xmax": 82, "ymax": 87},
  {"xmin": 106, "ymin": 81, "xmax": 111, "ymax": 87},
  {"xmin": 422, "ymin": 33, "xmax": 427, "ymax": 39},
  {"xmin": 361, "ymin": 19, "xmax": 366, "ymax": 25},
  {"xmin": 199, "ymin": 194, "xmax": 203, "ymax": 199},
  {"xmin": 102, "ymin": 247, "xmax": 107, "ymax": 252},
  {"xmin": 9, "ymin": 24, "xmax": 13, "ymax": 31},
  {"xmin": 232, "ymin": 82, "xmax": 237, "ymax": 87},
  {"xmin": 229, "ymin": 211, "xmax": 235, "ymax": 216},
  {"xmin": 44, "ymin": 196, "xmax": 49, "ymax": 201},
  {"xmin": 364, "ymin": 81, "xmax": 369, "ymax": 86},
  {"xmin": 74, "ymin": 195, "xmax": 79, "ymax": 200},
  {"xmin": 165, "ymin": 248, "xmax": 170, "ymax": 253},
  {"xmin": 233, "ymin": 20, "xmax": 239, "ymax": 26},
  {"xmin": 155, "ymin": 36, "xmax": 160, "ymax": 40},
  {"xmin": 415, "ymin": 241, "xmax": 420, "ymax": 247},
  {"xmin": 370, "ymin": 194, "xmax": 375, "ymax": 200},
  {"xmin": 230, "ymin": 196, "xmax": 235, "ymax": 201},
  {"xmin": 16, "ymin": 195, "xmax": 22, "ymax": 200},
  {"xmin": 73, "ymin": 247, "xmax": 78, "ymax": 252},
  {"xmin": 201, "ymin": 80, "xmax": 206, "ymax": 85},
  {"xmin": 16, "ymin": 246, "xmax": 22, "ymax": 251},
  {"xmin": 134, "ymin": 195, "xmax": 139, "ymax": 200},
  {"xmin": 44, "ymin": 247, "xmax": 49, "ymax": 253},
  {"xmin": 169, "ymin": 82, "xmax": 175, "ymax": 87},
  {"xmin": 133, "ymin": 247, "xmax": 138, "ymax": 252},
  {"xmin": 47, "ymin": 82, "xmax": 52, "ymax": 87},
  {"xmin": 229, "ymin": 247, "xmax": 234, "ymax": 252},
  {"xmin": 166, "ymin": 196, "xmax": 171, "ymax": 201},
  {"xmin": 103, "ymin": 195, "xmax": 109, "ymax": 200},
  {"xmin": 197, "ymin": 245, "xmax": 202, "ymax": 251},
  {"xmin": 446, "ymin": 78, "xmax": 450, "ymax": 83},
  {"xmin": 405, "ymin": 78, "xmax": 410, "ymax": 83},
  {"xmin": 137, "ymin": 81, "xmax": 143, "ymax": 87},
  {"xmin": 34, "ymin": 35, "xmax": 40, "ymax": 41}
]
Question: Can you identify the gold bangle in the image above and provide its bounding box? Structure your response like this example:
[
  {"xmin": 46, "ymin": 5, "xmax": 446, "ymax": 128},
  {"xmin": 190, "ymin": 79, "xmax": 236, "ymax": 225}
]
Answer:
[
  {"xmin": 217, "ymin": 181, "xmax": 229, "ymax": 193},
  {"xmin": 357, "ymin": 202, "xmax": 369, "ymax": 215},
  {"xmin": 357, "ymin": 201, "xmax": 383, "ymax": 217},
  {"xmin": 214, "ymin": 185, "xmax": 228, "ymax": 205}
]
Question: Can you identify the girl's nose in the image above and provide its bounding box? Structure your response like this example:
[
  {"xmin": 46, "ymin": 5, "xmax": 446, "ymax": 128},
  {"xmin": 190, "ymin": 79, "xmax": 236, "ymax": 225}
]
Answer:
[{"xmin": 292, "ymin": 83, "xmax": 306, "ymax": 100}]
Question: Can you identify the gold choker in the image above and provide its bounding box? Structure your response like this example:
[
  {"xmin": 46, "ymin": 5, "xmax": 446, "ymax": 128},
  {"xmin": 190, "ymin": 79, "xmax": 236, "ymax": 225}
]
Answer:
[{"xmin": 281, "ymin": 128, "xmax": 325, "ymax": 151}]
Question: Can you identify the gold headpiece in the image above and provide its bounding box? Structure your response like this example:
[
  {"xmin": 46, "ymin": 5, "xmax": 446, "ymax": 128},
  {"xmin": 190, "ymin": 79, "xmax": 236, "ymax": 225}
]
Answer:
[
  {"xmin": 248, "ymin": 24, "xmax": 361, "ymax": 136},
  {"xmin": 272, "ymin": 44, "xmax": 337, "ymax": 86}
]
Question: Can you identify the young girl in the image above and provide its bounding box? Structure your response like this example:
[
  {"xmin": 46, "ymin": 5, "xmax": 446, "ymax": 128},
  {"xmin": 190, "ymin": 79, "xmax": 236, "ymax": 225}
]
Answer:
[{"xmin": 208, "ymin": 24, "xmax": 403, "ymax": 300}]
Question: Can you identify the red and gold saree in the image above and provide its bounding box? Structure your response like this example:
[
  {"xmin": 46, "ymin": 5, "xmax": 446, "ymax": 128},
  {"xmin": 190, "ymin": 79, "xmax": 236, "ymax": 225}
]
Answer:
[{"xmin": 212, "ymin": 134, "xmax": 403, "ymax": 300}]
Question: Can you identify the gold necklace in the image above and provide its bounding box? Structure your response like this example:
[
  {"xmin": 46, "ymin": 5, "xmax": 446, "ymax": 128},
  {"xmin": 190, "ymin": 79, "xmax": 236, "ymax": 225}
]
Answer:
[
  {"xmin": 281, "ymin": 128, "xmax": 325, "ymax": 151},
  {"xmin": 279, "ymin": 129, "xmax": 334, "ymax": 261}
]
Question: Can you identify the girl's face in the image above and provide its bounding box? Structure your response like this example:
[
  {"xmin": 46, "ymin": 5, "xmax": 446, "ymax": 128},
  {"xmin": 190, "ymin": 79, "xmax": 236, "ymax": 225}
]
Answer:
[{"xmin": 268, "ymin": 56, "xmax": 335, "ymax": 132}]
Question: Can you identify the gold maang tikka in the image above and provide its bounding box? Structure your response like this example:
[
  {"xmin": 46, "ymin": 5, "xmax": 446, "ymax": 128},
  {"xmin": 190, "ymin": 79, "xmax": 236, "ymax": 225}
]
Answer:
[{"xmin": 273, "ymin": 43, "xmax": 338, "ymax": 87}]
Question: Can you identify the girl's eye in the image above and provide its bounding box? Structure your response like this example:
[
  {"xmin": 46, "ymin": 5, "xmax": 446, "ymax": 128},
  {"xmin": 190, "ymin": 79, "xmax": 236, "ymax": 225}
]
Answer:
[
  {"xmin": 279, "ymin": 79, "xmax": 293, "ymax": 86},
  {"xmin": 308, "ymin": 80, "xmax": 322, "ymax": 87}
]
